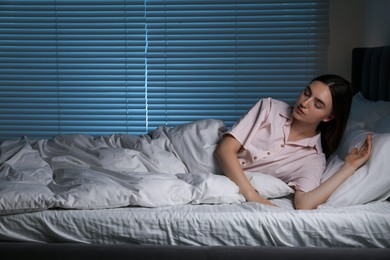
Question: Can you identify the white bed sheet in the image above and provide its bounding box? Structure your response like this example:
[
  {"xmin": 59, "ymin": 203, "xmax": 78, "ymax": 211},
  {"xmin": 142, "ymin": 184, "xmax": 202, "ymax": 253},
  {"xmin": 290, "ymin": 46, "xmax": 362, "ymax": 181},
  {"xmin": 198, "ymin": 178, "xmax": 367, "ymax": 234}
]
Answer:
[{"xmin": 1, "ymin": 199, "xmax": 389, "ymax": 247}]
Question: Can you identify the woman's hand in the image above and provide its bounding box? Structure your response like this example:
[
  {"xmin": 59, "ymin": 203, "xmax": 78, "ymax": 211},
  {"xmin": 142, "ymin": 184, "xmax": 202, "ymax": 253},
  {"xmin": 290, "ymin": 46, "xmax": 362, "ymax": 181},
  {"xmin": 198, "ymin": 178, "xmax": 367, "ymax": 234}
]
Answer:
[
  {"xmin": 344, "ymin": 133, "xmax": 373, "ymax": 170},
  {"xmin": 295, "ymin": 134, "xmax": 373, "ymax": 210},
  {"xmin": 215, "ymin": 135, "xmax": 277, "ymax": 207},
  {"xmin": 244, "ymin": 190, "xmax": 277, "ymax": 206},
  {"xmin": 255, "ymin": 198, "xmax": 277, "ymax": 207}
]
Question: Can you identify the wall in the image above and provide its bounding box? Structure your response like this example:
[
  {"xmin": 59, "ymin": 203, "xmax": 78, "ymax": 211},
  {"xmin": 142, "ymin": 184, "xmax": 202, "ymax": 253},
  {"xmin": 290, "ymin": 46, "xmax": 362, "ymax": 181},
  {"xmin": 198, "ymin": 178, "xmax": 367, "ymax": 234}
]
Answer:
[{"xmin": 327, "ymin": 0, "xmax": 390, "ymax": 80}]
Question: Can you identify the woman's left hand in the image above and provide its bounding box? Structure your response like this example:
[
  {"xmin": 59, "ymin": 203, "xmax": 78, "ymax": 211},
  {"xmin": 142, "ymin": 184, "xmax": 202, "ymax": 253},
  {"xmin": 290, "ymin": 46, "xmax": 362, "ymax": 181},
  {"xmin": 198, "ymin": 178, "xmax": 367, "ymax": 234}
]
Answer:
[
  {"xmin": 297, "ymin": 134, "xmax": 373, "ymax": 210},
  {"xmin": 345, "ymin": 133, "xmax": 373, "ymax": 170}
]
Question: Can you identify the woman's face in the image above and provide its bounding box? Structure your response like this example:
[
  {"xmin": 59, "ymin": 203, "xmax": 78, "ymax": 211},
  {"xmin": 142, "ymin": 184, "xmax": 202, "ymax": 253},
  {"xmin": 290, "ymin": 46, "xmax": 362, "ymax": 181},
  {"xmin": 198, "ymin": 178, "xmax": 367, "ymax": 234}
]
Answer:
[{"xmin": 292, "ymin": 80, "xmax": 334, "ymax": 126}]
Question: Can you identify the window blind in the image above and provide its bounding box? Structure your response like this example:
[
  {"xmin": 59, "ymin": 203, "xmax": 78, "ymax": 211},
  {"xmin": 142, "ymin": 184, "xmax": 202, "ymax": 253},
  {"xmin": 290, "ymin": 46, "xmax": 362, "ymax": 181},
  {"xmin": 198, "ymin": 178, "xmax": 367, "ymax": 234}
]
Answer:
[{"xmin": 0, "ymin": 0, "xmax": 329, "ymax": 140}]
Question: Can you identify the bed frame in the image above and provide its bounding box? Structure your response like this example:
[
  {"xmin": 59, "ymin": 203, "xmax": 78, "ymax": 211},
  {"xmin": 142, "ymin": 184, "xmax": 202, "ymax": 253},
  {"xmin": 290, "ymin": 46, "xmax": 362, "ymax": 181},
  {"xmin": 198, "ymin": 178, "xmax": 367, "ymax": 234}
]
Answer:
[{"xmin": 1, "ymin": 46, "xmax": 390, "ymax": 259}]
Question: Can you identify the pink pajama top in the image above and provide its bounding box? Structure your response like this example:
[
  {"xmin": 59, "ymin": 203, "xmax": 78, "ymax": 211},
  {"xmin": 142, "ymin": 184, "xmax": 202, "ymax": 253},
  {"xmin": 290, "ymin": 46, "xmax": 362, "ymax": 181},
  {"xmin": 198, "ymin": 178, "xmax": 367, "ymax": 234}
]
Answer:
[{"xmin": 227, "ymin": 98, "xmax": 326, "ymax": 192}]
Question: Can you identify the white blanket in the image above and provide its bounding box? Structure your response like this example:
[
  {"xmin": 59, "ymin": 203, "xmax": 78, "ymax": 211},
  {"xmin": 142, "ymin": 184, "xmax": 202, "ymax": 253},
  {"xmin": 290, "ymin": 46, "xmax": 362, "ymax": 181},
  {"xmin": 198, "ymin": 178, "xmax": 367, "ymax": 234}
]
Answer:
[{"xmin": 0, "ymin": 119, "xmax": 247, "ymax": 215}]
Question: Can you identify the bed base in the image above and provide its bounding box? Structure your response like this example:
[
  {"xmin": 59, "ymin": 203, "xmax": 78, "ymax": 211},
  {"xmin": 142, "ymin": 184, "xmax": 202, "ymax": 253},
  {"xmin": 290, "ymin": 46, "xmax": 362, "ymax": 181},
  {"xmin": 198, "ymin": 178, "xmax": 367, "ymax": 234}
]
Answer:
[{"xmin": 1, "ymin": 243, "xmax": 389, "ymax": 260}]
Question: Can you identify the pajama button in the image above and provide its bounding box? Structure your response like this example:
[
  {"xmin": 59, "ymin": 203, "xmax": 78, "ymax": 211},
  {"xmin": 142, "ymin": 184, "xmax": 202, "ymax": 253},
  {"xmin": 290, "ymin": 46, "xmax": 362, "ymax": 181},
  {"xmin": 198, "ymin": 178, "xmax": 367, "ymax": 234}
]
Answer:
[
  {"xmin": 267, "ymin": 152, "xmax": 271, "ymax": 155},
  {"xmin": 281, "ymin": 144, "xmax": 284, "ymax": 147},
  {"xmin": 253, "ymin": 156, "xmax": 257, "ymax": 160},
  {"xmin": 241, "ymin": 161, "xmax": 246, "ymax": 165}
]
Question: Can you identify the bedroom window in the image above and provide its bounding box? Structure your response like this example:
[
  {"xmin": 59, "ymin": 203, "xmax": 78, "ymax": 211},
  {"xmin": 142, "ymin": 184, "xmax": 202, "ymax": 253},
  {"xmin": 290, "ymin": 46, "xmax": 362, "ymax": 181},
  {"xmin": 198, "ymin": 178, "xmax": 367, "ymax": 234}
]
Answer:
[{"xmin": 0, "ymin": 0, "xmax": 329, "ymax": 140}]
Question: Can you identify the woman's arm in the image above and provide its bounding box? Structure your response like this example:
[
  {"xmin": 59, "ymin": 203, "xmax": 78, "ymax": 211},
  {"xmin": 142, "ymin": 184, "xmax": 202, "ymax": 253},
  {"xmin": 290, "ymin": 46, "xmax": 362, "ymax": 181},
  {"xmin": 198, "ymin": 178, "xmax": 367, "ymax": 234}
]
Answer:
[
  {"xmin": 294, "ymin": 134, "xmax": 373, "ymax": 210},
  {"xmin": 214, "ymin": 135, "xmax": 275, "ymax": 206}
]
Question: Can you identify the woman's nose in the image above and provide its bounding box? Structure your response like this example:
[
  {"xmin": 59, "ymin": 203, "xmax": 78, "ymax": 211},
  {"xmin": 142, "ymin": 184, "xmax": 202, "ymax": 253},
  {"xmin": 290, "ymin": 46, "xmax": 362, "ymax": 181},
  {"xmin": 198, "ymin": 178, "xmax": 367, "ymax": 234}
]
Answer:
[{"xmin": 301, "ymin": 98, "xmax": 310, "ymax": 107}]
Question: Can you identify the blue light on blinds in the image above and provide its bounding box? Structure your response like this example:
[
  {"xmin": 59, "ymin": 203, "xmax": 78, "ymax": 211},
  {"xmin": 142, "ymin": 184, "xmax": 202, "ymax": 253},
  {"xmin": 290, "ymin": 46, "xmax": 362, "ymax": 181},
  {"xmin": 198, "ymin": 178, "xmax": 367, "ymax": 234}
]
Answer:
[{"xmin": 0, "ymin": 0, "xmax": 329, "ymax": 140}]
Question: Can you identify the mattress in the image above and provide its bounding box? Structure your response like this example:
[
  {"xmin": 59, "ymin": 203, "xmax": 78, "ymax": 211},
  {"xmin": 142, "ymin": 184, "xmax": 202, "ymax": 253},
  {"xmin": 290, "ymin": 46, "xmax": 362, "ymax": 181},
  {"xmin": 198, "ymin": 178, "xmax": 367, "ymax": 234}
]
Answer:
[{"xmin": 1, "ymin": 198, "xmax": 389, "ymax": 247}]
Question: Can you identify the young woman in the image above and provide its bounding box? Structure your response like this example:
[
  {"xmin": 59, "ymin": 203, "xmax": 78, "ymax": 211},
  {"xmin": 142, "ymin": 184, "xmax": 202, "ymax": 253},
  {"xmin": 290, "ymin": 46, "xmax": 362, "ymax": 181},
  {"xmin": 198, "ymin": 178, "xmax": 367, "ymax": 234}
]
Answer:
[{"xmin": 214, "ymin": 75, "xmax": 372, "ymax": 210}]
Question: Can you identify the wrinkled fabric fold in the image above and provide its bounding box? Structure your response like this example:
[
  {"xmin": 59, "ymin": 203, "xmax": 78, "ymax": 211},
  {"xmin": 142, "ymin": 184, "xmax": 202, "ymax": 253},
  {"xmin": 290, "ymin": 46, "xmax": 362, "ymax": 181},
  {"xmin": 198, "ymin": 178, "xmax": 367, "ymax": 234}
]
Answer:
[{"xmin": 0, "ymin": 119, "xmax": 245, "ymax": 214}]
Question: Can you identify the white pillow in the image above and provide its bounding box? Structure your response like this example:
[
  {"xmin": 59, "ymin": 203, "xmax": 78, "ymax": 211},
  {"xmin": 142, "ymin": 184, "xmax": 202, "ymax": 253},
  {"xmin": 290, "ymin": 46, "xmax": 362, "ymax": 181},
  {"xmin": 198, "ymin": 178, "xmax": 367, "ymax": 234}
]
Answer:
[
  {"xmin": 320, "ymin": 130, "xmax": 390, "ymax": 207},
  {"xmin": 337, "ymin": 128, "xmax": 369, "ymax": 159},
  {"xmin": 349, "ymin": 92, "xmax": 390, "ymax": 130},
  {"xmin": 177, "ymin": 172, "xmax": 245, "ymax": 204},
  {"xmin": 375, "ymin": 112, "xmax": 390, "ymax": 133},
  {"xmin": 245, "ymin": 171, "xmax": 295, "ymax": 199},
  {"xmin": 344, "ymin": 118, "xmax": 367, "ymax": 132},
  {"xmin": 127, "ymin": 172, "xmax": 195, "ymax": 207}
]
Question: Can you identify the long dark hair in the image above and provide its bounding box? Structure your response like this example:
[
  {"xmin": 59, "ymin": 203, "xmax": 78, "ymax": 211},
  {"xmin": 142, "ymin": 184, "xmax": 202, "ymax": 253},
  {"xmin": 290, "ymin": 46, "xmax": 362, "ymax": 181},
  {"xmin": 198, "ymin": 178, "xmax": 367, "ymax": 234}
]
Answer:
[{"xmin": 313, "ymin": 74, "xmax": 352, "ymax": 158}]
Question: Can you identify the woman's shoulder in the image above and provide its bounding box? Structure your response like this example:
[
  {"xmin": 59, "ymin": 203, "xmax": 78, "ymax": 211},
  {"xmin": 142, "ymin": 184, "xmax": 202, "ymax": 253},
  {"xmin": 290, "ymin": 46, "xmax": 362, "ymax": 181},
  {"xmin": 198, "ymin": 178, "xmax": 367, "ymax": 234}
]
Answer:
[
  {"xmin": 259, "ymin": 97, "xmax": 291, "ymax": 113},
  {"xmin": 270, "ymin": 97, "xmax": 289, "ymax": 106},
  {"xmin": 246, "ymin": 98, "xmax": 291, "ymax": 119},
  {"xmin": 258, "ymin": 97, "xmax": 289, "ymax": 106}
]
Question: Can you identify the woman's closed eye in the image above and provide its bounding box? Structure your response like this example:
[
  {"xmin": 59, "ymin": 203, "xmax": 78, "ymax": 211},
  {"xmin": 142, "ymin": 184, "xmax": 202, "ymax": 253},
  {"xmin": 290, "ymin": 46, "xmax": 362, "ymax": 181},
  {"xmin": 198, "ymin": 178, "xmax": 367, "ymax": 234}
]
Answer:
[
  {"xmin": 314, "ymin": 102, "xmax": 324, "ymax": 109},
  {"xmin": 305, "ymin": 86, "xmax": 328, "ymax": 109},
  {"xmin": 303, "ymin": 86, "xmax": 311, "ymax": 96}
]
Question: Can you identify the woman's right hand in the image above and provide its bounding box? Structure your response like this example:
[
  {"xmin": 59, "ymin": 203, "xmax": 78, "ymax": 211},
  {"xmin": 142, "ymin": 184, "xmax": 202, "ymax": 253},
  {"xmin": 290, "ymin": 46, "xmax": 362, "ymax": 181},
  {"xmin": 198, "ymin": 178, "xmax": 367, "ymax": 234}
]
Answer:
[{"xmin": 215, "ymin": 135, "xmax": 277, "ymax": 207}]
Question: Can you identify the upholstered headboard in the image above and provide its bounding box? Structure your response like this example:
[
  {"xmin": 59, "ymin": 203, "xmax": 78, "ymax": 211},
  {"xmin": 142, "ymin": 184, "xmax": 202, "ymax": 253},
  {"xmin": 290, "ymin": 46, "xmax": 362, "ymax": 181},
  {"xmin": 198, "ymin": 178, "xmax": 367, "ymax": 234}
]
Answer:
[{"xmin": 351, "ymin": 45, "xmax": 390, "ymax": 101}]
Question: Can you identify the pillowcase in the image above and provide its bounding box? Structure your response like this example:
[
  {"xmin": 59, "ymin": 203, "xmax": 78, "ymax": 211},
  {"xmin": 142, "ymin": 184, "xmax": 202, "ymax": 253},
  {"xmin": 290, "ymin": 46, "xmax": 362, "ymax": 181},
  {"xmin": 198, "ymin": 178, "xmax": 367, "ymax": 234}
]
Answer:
[
  {"xmin": 349, "ymin": 92, "xmax": 390, "ymax": 130},
  {"xmin": 125, "ymin": 171, "xmax": 195, "ymax": 207},
  {"xmin": 320, "ymin": 129, "xmax": 390, "ymax": 207},
  {"xmin": 337, "ymin": 128, "xmax": 369, "ymax": 160},
  {"xmin": 245, "ymin": 171, "xmax": 295, "ymax": 199},
  {"xmin": 375, "ymin": 112, "xmax": 390, "ymax": 133},
  {"xmin": 344, "ymin": 118, "xmax": 367, "ymax": 132}
]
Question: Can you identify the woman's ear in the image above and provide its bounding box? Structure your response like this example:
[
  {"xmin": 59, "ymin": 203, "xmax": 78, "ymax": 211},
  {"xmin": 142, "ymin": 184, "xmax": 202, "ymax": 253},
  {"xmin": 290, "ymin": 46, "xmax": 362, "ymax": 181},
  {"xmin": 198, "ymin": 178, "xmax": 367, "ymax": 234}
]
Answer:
[{"xmin": 322, "ymin": 114, "xmax": 334, "ymax": 123}]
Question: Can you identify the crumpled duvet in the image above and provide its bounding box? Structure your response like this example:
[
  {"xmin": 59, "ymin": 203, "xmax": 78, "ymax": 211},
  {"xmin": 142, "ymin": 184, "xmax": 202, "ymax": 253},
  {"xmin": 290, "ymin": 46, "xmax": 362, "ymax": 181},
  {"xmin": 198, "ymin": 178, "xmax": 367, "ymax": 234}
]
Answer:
[{"xmin": 0, "ymin": 119, "xmax": 245, "ymax": 215}]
